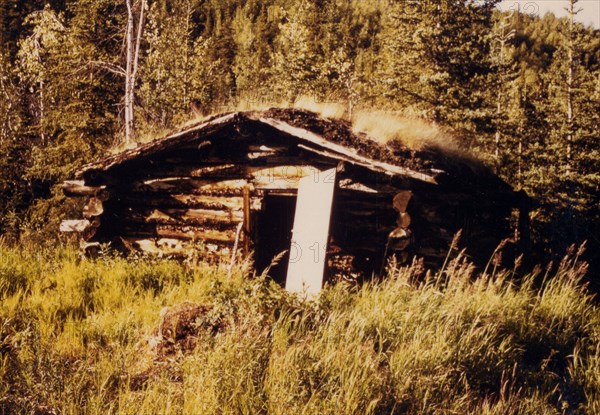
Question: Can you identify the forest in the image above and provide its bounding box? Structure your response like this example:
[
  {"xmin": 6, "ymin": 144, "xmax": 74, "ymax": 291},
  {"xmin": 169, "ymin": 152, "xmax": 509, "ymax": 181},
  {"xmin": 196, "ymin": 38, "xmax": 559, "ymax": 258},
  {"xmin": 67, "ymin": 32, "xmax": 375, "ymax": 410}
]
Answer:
[{"xmin": 0, "ymin": 0, "xmax": 598, "ymax": 273}]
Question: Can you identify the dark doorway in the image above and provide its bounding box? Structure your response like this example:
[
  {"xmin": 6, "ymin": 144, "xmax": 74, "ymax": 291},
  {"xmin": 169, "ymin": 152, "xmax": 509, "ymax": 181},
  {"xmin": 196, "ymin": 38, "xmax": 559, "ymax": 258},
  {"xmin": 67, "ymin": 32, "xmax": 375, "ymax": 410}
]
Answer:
[{"xmin": 254, "ymin": 193, "xmax": 297, "ymax": 285}]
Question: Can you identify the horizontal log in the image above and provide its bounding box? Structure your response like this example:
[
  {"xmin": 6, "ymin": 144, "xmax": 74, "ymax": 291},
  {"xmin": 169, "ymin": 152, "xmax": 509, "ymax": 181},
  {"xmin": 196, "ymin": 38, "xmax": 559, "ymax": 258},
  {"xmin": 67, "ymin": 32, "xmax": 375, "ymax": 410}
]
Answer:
[
  {"xmin": 117, "ymin": 207, "xmax": 243, "ymax": 227},
  {"xmin": 104, "ymin": 156, "xmax": 330, "ymax": 182},
  {"xmin": 251, "ymin": 177, "xmax": 300, "ymax": 190},
  {"xmin": 60, "ymin": 219, "xmax": 91, "ymax": 233},
  {"xmin": 146, "ymin": 210, "xmax": 178, "ymax": 224},
  {"xmin": 117, "ymin": 224, "xmax": 237, "ymax": 244},
  {"xmin": 129, "ymin": 178, "xmax": 249, "ymax": 196},
  {"xmin": 124, "ymin": 163, "xmax": 244, "ymax": 181},
  {"xmin": 155, "ymin": 225, "xmax": 237, "ymax": 243},
  {"xmin": 120, "ymin": 238, "xmax": 231, "ymax": 260},
  {"xmin": 249, "ymin": 165, "xmax": 321, "ymax": 180},
  {"xmin": 116, "ymin": 194, "xmax": 244, "ymax": 211},
  {"xmin": 168, "ymin": 208, "xmax": 242, "ymax": 221},
  {"xmin": 152, "ymin": 208, "xmax": 242, "ymax": 227},
  {"xmin": 125, "ymin": 164, "xmax": 327, "ymax": 190},
  {"xmin": 62, "ymin": 180, "xmax": 110, "ymax": 200},
  {"xmin": 337, "ymin": 178, "xmax": 401, "ymax": 194}
]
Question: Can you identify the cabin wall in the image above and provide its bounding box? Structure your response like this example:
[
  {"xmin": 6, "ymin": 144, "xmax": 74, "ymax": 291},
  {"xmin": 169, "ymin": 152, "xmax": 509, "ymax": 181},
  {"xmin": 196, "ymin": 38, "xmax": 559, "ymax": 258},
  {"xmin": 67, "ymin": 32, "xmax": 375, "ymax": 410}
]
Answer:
[
  {"xmin": 62, "ymin": 112, "xmax": 521, "ymax": 277},
  {"xmin": 86, "ymin": 162, "xmax": 348, "ymax": 261},
  {"xmin": 87, "ymin": 127, "xmax": 326, "ymax": 254},
  {"xmin": 64, "ymin": 174, "xmax": 514, "ymax": 276},
  {"xmin": 63, "ymin": 135, "xmax": 515, "ymax": 276}
]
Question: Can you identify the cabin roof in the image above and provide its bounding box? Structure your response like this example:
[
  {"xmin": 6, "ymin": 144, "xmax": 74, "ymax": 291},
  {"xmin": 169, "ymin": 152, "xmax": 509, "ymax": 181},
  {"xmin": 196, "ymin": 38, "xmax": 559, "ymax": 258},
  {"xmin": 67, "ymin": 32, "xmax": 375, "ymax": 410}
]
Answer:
[{"xmin": 76, "ymin": 108, "xmax": 517, "ymax": 198}]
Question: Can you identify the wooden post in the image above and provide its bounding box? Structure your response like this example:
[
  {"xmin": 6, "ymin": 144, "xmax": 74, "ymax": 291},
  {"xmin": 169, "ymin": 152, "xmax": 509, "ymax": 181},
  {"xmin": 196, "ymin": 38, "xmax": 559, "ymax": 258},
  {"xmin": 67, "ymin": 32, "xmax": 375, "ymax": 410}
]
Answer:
[{"xmin": 243, "ymin": 184, "xmax": 251, "ymax": 256}]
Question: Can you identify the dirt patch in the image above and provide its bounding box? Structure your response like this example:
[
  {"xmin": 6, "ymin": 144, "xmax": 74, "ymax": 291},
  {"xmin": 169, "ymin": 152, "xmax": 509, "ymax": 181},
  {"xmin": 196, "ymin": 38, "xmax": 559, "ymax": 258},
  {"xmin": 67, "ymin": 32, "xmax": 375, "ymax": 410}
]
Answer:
[
  {"xmin": 154, "ymin": 301, "xmax": 225, "ymax": 356},
  {"xmin": 127, "ymin": 301, "xmax": 227, "ymax": 391}
]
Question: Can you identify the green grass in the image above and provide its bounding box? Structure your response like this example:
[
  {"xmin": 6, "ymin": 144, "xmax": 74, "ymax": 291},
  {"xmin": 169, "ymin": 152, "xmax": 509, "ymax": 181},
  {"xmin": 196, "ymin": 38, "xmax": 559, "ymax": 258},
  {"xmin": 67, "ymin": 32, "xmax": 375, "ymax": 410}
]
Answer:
[{"xmin": 0, "ymin": 242, "xmax": 599, "ymax": 414}]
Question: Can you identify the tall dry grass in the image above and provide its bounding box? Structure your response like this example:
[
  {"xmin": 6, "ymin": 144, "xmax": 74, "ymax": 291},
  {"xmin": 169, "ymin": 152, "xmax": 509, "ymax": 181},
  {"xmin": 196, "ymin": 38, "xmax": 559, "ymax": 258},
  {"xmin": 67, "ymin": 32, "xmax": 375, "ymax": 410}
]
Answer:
[{"xmin": 1, "ymin": 242, "xmax": 598, "ymax": 414}]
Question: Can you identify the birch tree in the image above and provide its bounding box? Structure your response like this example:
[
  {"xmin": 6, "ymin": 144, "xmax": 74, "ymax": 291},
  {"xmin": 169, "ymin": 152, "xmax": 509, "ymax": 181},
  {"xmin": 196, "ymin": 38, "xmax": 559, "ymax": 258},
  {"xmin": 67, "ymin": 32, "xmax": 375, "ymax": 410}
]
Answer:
[
  {"xmin": 124, "ymin": 0, "xmax": 146, "ymax": 145},
  {"xmin": 564, "ymin": 0, "xmax": 582, "ymax": 176},
  {"xmin": 491, "ymin": 11, "xmax": 516, "ymax": 163},
  {"xmin": 83, "ymin": 0, "xmax": 146, "ymax": 145}
]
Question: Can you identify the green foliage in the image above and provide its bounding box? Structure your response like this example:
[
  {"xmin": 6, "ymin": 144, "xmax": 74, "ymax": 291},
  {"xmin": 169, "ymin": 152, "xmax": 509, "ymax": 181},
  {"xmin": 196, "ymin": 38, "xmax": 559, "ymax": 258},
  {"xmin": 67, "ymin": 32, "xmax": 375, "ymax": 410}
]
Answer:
[
  {"xmin": 139, "ymin": 0, "xmax": 217, "ymax": 130},
  {"xmin": 271, "ymin": 1, "xmax": 320, "ymax": 102},
  {"xmin": 0, "ymin": 245, "xmax": 599, "ymax": 414}
]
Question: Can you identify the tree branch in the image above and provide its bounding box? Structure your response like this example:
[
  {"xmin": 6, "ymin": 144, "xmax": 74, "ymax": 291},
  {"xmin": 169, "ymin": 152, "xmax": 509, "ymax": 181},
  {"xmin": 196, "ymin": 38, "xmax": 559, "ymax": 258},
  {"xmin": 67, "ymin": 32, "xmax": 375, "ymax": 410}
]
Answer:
[{"xmin": 84, "ymin": 60, "xmax": 127, "ymax": 76}]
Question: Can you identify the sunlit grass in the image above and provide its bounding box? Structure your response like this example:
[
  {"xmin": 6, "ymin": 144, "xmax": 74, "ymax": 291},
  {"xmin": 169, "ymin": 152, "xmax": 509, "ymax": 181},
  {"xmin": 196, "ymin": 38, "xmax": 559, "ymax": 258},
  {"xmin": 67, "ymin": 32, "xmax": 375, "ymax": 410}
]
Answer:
[
  {"xmin": 351, "ymin": 109, "xmax": 458, "ymax": 151},
  {"xmin": 1, "ymin": 242, "xmax": 598, "ymax": 414}
]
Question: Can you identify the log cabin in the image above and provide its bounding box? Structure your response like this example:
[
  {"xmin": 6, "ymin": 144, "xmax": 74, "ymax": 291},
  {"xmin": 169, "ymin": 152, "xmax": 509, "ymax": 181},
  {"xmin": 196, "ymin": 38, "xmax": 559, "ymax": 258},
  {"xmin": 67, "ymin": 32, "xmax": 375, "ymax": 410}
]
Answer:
[{"xmin": 61, "ymin": 108, "xmax": 530, "ymax": 289}]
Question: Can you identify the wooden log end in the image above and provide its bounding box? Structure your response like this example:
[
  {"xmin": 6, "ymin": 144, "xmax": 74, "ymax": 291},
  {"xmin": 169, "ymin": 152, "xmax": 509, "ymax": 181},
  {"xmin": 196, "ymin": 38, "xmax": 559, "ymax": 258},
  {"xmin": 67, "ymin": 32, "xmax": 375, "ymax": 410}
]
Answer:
[{"xmin": 60, "ymin": 219, "xmax": 91, "ymax": 233}]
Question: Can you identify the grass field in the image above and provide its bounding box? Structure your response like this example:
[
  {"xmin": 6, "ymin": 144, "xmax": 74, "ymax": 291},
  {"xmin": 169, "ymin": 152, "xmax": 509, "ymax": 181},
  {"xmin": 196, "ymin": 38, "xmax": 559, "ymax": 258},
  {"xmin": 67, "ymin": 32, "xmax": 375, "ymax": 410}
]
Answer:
[{"xmin": 1, "ymin": 242, "xmax": 599, "ymax": 414}]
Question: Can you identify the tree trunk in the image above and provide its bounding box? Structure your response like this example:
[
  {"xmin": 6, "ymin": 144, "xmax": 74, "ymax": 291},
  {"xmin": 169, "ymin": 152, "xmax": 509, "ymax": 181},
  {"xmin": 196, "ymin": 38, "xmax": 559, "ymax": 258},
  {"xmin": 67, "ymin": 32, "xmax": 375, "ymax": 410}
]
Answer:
[
  {"xmin": 124, "ymin": 0, "xmax": 146, "ymax": 146},
  {"xmin": 494, "ymin": 13, "xmax": 514, "ymax": 165},
  {"xmin": 125, "ymin": 0, "xmax": 134, "ymax": 146},
  {"xmin": 565, "ymin": 0, "xmax": 578, "ymax": 176}
]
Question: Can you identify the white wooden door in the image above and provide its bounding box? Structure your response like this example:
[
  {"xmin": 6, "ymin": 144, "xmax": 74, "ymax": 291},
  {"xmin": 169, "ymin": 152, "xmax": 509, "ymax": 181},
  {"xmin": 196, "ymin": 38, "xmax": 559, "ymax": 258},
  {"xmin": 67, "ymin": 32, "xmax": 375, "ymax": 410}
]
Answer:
[{"xmin": 285, "ymin": 168, "xmax": 337, "ymax": 296}]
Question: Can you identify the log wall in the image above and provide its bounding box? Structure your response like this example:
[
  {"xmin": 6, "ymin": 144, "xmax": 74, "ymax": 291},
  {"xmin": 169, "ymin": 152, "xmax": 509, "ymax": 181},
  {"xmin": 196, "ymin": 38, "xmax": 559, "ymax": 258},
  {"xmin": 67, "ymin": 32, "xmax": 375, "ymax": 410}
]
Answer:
[{"xmin": 62, "ymin": 120, "xmax": 517, "ymax": 276}]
